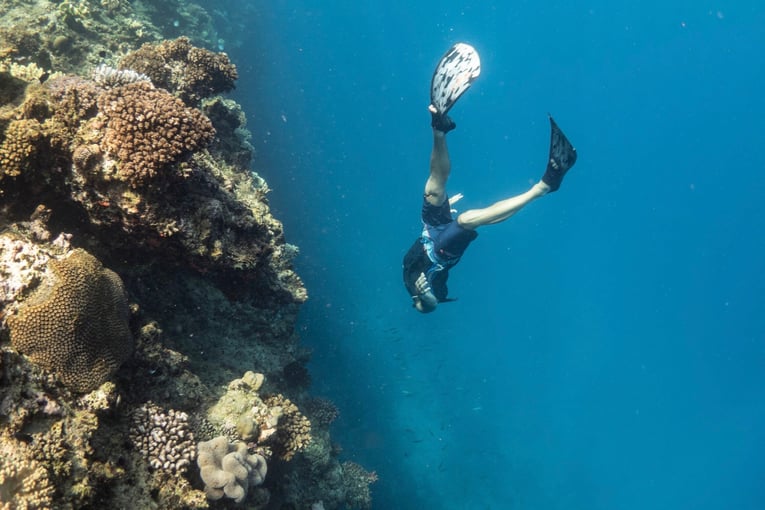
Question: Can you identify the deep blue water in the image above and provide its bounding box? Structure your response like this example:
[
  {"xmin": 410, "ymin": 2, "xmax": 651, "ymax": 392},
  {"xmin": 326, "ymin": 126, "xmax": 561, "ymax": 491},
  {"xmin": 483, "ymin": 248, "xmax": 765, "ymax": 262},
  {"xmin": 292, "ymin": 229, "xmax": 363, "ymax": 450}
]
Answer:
[{"xmin": 219, "ymin": 1, "xmax": 764, "ymax": 508}]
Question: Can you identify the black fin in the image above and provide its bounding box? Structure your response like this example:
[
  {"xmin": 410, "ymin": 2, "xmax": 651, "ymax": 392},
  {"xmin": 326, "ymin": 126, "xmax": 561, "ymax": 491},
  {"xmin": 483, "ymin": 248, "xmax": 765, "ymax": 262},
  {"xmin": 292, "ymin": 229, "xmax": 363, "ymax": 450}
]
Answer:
[
  {"xmin": 431, "ymin": 112, "xmax": 456, "ymax": 133},
  {"xmin": 542, "ymin": 115, "xmax": 577, "ymax": 192}
]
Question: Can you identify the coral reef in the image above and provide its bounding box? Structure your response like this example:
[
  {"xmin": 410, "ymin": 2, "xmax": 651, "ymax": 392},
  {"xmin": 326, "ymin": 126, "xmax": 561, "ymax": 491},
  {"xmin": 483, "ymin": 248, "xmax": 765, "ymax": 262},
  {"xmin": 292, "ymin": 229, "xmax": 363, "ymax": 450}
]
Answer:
[
  {"xmin": 0, "ymin": 0, "xmax": 372, "ymax": 508},
  {"xmin": 7, "ymin": 248, "xmax": 133, "ymax": 393},
  {"xmin": 197, "ymin": 435, "xmax": 267, "ymax": 504}
]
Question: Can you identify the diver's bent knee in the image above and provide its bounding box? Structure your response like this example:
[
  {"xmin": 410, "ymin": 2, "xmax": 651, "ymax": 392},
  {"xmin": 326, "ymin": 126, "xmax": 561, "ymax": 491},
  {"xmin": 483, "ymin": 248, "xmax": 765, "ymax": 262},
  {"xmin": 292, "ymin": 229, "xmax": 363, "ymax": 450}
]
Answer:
[{"xmin": 456, "ymin": 212, "xmax": 480, "ymax": 230}]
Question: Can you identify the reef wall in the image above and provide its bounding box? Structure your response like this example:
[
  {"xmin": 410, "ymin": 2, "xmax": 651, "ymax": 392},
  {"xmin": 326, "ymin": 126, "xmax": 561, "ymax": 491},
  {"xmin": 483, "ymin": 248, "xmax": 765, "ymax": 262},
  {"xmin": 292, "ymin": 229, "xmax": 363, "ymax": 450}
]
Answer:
[{"xmin": 0, "ymin": 1, "xmax": 374, "ymax": 508}]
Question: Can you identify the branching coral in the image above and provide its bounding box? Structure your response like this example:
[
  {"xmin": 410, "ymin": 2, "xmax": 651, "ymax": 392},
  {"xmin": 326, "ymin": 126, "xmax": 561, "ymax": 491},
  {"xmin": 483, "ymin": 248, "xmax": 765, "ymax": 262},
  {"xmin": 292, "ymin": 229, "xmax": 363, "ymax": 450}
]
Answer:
[
  {"xmin": 95, "ymin": 81, "xmax": 214, "ymax": 186},
  {"xmin": 262, "ymin": 394, "xmax": 312, "ymax": 461},
  {"xmin": 7, "ymin": 248, "xmax": 133, "ymax": 393},
  {"xmin": 120, "ymin": 36, "xmax": 237, "ymax": 105},
  {"xmin": 341, "ymin": 461, "xmax": 376, "ymax": 510},
  {"xmin": 305, "ymin": 397, "xmax": 339, "ymax": 428},
  {"xmin": 0, "ymin": 119, "xmax": 45, "ymax": 178},
  {"xmin": 0, "ymin": 435, "xmax": 55, "ymax": 510}
]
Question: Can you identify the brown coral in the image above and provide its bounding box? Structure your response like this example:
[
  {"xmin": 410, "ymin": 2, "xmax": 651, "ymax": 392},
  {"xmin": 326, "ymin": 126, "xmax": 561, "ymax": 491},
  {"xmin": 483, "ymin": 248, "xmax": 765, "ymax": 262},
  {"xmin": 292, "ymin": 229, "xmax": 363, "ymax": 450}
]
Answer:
[
  {"xmin": 120, "ymin": 37, "xmax": 237, "ymax": 105},
  {"xmin": 129, "ymin": 402, "xmax": 196, "ymax": 474},
  {"xmin": 7, "ymin": 249, "xmax": 133, "ymax": 393},
  {"xmin": 0, "ymin": 435, "xmax": 55, "ymax": 510},
  {"xmin": 96, "ymin": 81, "xmax": 214, "ymax": 186},
  {"xmin": 0, "ymin": 119, "xmax": 44, "ymax": 178},
  {"xmin": 45, "ymin": 75, "xmax": 101, "ymax": 143},
  {"xmin": 305, "ymin": 397, "xmax": 339, "ymax": 427},
  {"xmin": 262, "ymin": 395, "xmax": 312, "ymax": 461}
]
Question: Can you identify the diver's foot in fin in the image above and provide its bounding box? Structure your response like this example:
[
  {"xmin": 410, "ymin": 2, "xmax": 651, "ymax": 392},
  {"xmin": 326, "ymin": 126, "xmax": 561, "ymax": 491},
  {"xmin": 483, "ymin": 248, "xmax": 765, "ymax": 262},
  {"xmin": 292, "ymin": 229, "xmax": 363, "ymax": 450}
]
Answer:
[
  {"xmin": 541, "ymin": 115, "xmax": 577, "ymax": 192},
  {"xmin": 430, "ymin": 105, "xmax": 456, "ymax": 133}
]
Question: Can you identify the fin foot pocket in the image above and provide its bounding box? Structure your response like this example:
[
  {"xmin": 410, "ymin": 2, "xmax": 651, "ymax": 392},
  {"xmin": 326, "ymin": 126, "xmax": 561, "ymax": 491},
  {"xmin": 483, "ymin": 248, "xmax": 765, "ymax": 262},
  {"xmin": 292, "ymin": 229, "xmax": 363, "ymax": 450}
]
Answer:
[{"xmin": 431, "ymin": 112, "xmax": 456, "ymax": 133}]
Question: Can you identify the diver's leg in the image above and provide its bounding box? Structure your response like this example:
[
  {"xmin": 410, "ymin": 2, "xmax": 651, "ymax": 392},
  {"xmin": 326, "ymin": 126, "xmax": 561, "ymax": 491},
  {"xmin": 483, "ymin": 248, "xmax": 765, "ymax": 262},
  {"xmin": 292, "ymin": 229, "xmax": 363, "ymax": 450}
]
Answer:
[
  {"xmin": 424, "ymin": 129, "xmax": 450, "ymax": 206},
  {"xmin": 456, "ymin": 181, "xmax": 551, "ymax": 229},
  {"xmin": 424, "ymin": 105, "xmax": 457, "ymax": 206},
  {"xmin": 458, "ymin": 115, "xmax": 578, "ymax": 229}
]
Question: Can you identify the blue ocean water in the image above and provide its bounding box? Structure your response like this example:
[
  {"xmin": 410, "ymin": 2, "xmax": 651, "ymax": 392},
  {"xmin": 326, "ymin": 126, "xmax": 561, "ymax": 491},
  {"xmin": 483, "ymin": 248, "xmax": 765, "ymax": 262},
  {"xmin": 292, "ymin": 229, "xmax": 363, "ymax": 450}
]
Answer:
[{"xmin": 221, "ymin": 1, "xmax": 764, "ymax": 508}]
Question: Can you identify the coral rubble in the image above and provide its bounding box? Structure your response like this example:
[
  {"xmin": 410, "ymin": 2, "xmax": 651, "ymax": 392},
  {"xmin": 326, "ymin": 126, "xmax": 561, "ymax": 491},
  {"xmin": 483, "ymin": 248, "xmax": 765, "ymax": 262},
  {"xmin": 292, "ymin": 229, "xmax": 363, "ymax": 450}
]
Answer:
[{"xmin": 0, "ymin": 0, "xmax": 372, "ymax": 508}]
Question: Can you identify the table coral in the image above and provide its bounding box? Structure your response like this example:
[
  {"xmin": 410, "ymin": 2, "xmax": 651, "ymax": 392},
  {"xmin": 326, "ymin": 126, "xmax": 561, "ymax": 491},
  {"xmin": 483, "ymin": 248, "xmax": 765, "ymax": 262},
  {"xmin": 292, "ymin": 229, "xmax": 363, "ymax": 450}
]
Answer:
[
  {"xmin": 197, "ymin": 435, "xmax": 267, "ymax": 503},
  {"xmin": 96, "ymin": 81, "xmax": 214, "ymax": 186},
  {"xmin": 7, "ymin": 248, "xmax": 133, "ymax": 393}
]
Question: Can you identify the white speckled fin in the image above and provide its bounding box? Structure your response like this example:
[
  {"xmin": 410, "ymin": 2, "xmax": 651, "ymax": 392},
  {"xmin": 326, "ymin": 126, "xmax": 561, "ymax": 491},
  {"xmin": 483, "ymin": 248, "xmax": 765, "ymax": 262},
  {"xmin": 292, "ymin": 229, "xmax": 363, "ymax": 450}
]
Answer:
[{"xmin": 430, "ymin": 43, "xmax": 481, "ymax": 115}]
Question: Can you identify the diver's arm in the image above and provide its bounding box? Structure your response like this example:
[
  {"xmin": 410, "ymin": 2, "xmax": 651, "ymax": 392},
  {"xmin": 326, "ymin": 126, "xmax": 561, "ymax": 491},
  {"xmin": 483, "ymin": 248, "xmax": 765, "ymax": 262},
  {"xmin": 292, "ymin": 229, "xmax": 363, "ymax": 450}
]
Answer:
[{"xmin": 413, "ymin": 273, "xmax": 438, "ymax": 313}]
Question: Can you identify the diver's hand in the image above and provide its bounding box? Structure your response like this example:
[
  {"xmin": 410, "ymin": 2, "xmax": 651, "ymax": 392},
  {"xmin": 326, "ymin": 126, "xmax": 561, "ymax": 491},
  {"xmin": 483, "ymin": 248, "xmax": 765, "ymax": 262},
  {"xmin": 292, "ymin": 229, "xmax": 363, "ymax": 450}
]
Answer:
[
  {"xmin": 414, "ymin": 273, "xmax": 438, "ymax": 312},
  {"xmin": 415, "ymin": 272, "xmax": 431, "ymax": 294}
]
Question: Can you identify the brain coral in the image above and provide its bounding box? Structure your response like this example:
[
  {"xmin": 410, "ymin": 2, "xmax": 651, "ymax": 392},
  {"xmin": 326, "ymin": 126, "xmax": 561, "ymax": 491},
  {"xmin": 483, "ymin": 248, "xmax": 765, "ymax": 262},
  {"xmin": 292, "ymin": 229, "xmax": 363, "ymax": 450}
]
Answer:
[
  {"xmin": 7, "ymin": 248, "xmax": 133, "ymax": 393},
  {"xmin": 96, "ymin": 81, "xmax": 214, "ymax": 186},
  {"xmin": 197, "ymin": 436, "xmax": 267, "ymax": 503}
]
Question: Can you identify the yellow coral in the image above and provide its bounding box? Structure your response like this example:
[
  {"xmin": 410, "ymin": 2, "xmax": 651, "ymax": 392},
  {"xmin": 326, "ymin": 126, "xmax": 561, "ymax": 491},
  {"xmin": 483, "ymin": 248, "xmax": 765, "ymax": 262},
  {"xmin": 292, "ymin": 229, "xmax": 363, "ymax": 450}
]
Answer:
[
  {"xmin": 7, "ymin": 249, "xmax": 133, "ymax": 392},
  {"xmin": 0, "ymin": 119, "xmax": 44, "ymax": 178},
  {"xmin": 0, "ymin": 435, "xmax": 55, "ymax": 510},
  {"xmin": 9, "ymin": 62, "xmax": 44, "ymax": 83}
]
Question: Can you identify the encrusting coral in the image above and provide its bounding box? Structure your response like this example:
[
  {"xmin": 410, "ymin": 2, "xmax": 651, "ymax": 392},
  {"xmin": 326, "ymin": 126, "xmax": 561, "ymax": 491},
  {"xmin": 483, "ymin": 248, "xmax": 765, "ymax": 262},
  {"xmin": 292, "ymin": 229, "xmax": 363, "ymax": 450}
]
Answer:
[
  {"xmin": 197, "ymin": 435, "xmax": 267, "ymax": 503},
  {"xmin": 95, "ymin": 80, "xmax": 215, "ymax": 186},
  {"xmin": 7, "ymin": 248, "xmax": 133, "ymax": 393}
]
